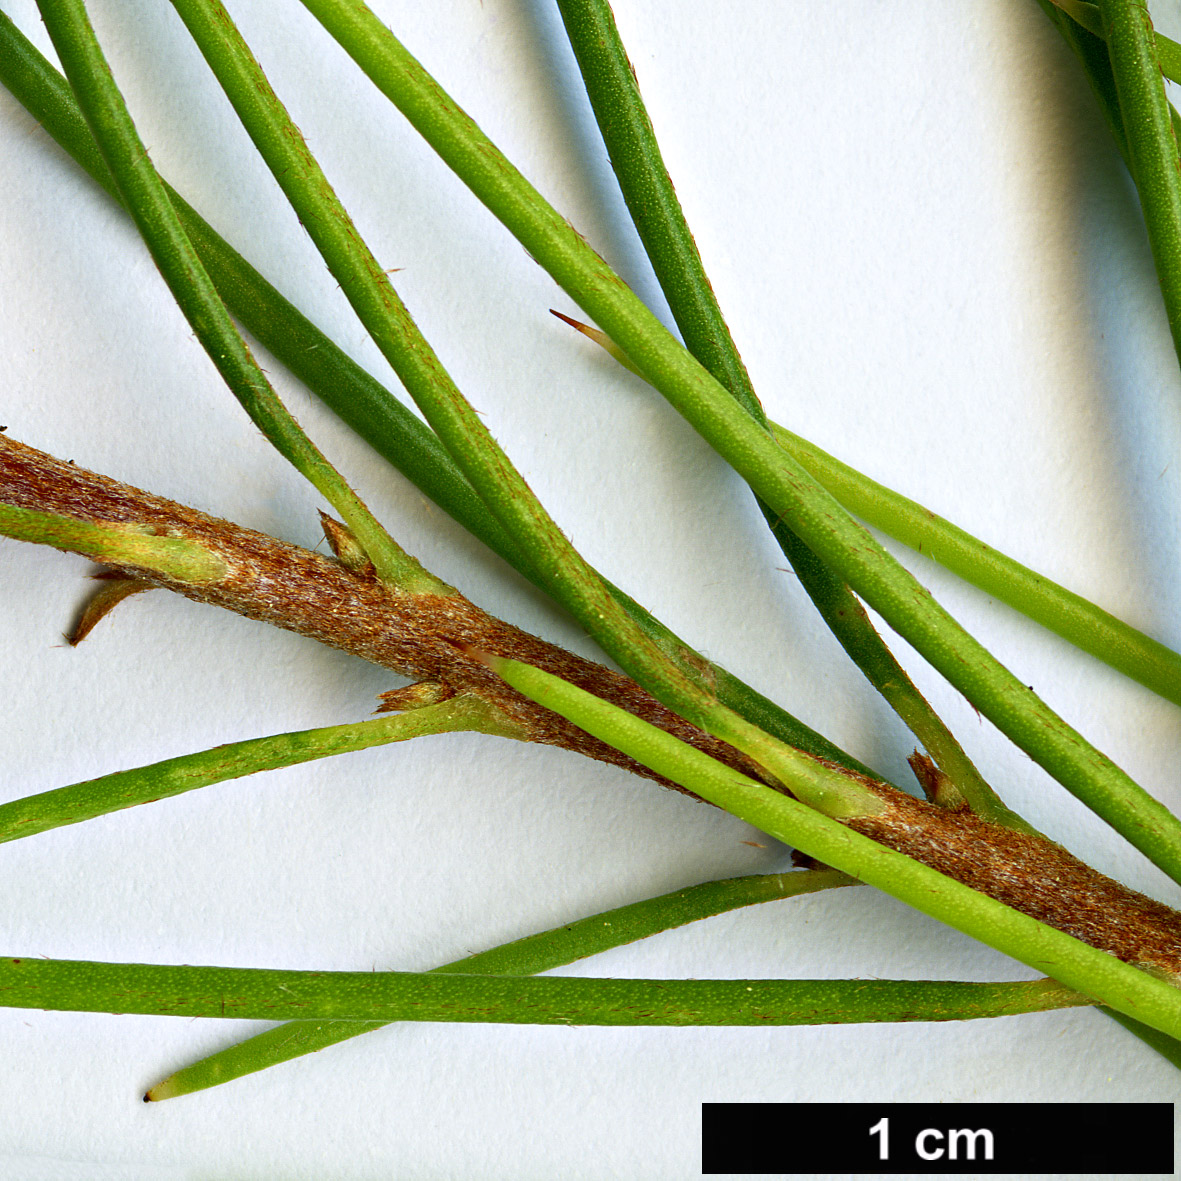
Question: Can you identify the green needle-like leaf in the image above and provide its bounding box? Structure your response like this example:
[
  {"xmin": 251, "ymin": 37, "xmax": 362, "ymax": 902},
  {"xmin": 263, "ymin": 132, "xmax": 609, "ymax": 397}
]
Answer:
[
  {"xmin": 1052, "ymin": 0, "xmax": 1181, "ymax": 84},
  {"xmin": 147, "ymin": 868, "xmax": 858, "ymax": 1098},
  {"xmin": 9, "ymin": 11, "xmax": 1178, "ymax": 766},
  {"xmin": 554, "ymin": 37, "xmax": 1181, "ymax": 1074},
  {"xmin": 559, "ymin": 306, "xmax": 1181, "ymax": 710},
  {"xmin": 293, "ymin": 0, "xmax": 1181, "ymax": 880},
  {"xmin": 164, "ymin": 0, "xmax": 889, "ymax": 813},
  {"xmin": 772, "ymin": 423, "xmax": 1181, "ymax": 708},
  {"xmin": 0, "ymin": 0, "xmax": 1176, "ymax": 1119},
  {"xmin": 0, "ymin": 503, "xmax": 224, "ymax": 584},
  {"xmin": 560, "ymin": 303, "xmax": 1181, "ymax": 716},
  {"xmin": 0, "ymin": 955, "xmax": 1085, "ymax": 1031},
  {"xmin": 0, "ymin": 695, "xmax": 512, "ymax": 846},
  {"xmin": 35, "ymin": 0, "xmax": 439, "ymax": 594},
  {"xmin": 1094, "ymin": 0, "xmax": 1181, "ymax": 370},
  {"xmin": 1103, "ymin": 1007, "xmax": 1181, "ymax": 1070},
  {"xmin": 1038, "ymin": 0, "xmax": 1132, "ymax": 161},
  {"xmin": 477, "ymin": 649, "xmax": 1181, "ymax": 1040},
  {"xmin": 0, "ymin": 10, "xmax": 872, "ymax": 781},
  {"xmin": 554, "ymin": 0, "xmax": 1015, "ymax": 828}
]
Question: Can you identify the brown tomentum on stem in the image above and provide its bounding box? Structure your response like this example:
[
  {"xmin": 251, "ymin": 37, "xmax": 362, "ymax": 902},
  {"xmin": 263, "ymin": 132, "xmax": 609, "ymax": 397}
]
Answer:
[
  {"xmin": 0, "ymin": 434, "xmax": 765, "ymax": 791},
  {"xmin": 847, "ymin": 787, "xmax": 1181, "ymax": 976},
  {"xmin": 4, "ymin": 433, "xmax": 1181, "ymax": 977}
]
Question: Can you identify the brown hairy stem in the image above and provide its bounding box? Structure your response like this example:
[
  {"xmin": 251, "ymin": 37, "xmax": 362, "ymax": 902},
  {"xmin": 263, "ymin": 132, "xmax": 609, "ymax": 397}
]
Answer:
[
  {"xmin": 0, "ymin": 435, "xmax": 763, "ymax": 791},
  {"xmin": 4, "ymin": 434, "xmax": 1181, "ymax": 977},
  {"xmin": 848, "ymin": 786, "xmax": 1181, "ymax": 977}
]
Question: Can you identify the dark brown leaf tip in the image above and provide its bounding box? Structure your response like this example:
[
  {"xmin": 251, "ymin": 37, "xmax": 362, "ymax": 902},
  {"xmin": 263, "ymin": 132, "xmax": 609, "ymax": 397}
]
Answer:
[
  {"xmin": 549, "ymin": 308, "xmax": 592, "ymax": 335},
  {"xmin": 68, "ymin": 577, "xmax": 153, "ymax": 646}
]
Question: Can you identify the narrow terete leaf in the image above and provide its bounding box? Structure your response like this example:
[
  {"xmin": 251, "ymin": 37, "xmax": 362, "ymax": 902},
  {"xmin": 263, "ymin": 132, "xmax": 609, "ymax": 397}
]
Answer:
[
  {"xmin": 1094, "ymin": 0, "xmax": 1181, "ymax": 368},
  {"xmin": 298, "ymin": 0, "xmax": 1181, "ymax": 885},
  {"xmin": 35, "ymin": 0, "xmax": 443, "ymax": 595},
  {"xmin": 147, "ymin": 868, "xmax": 858, "ymax": 1098},
  {"xmin": 0, "ymin": 695, "xmax": 515, "ymax": 845},
  {"xmin": 481, "ymin": 650, "xmax": 1181, "ymax": 1040}
]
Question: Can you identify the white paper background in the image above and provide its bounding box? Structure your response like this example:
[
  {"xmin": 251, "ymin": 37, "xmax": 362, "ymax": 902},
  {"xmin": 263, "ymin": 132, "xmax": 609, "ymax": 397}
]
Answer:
[{"xmin": 0, "ymin": 0, "xmax": 1179, "ymax": 1176}]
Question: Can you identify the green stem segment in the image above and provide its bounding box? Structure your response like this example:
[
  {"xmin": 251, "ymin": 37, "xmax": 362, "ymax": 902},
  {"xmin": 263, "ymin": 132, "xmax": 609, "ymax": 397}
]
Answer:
[
  {"xmin": 554, "ymin": 0, "xmax": 1011, "ymax": 826},
  {"xmin": 148, "ymin": 868, "xmax": 857, "ymax": 1099},
  {"xmin": 1094, "ymin": 0, "xmax": 1181, "ymax": 368},
  {"xmin": 298, "ymin": 0, "xmax": 1181, "ymax": 886},
  {"xmin": 0, "ymin": 695, "xmax": 513, "ymax": 846},
  {"xmin": 479, "ymin": 650, "xmax": 1181, "ymax": 1040},
  {"xmin": 34, "ymin": 0, "xmax": 438, "ymax": 594}
]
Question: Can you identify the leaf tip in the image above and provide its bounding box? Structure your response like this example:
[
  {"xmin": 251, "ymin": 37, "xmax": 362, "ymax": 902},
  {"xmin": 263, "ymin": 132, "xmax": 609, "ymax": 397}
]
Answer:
[
  {"xmin": 67, "ymin": 576, "xmax": 153, "ymax": 646},
  {"xmin": 143, "ymin": 1076, "xmax": 182, "ymax": 1102},
  {"xmin": 549, "ymin": 307, "xmax": 586, "ymax": 333},
  {"xmin": 549, "ymin": 309, "xmax": 644, "ymax": 377}
]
